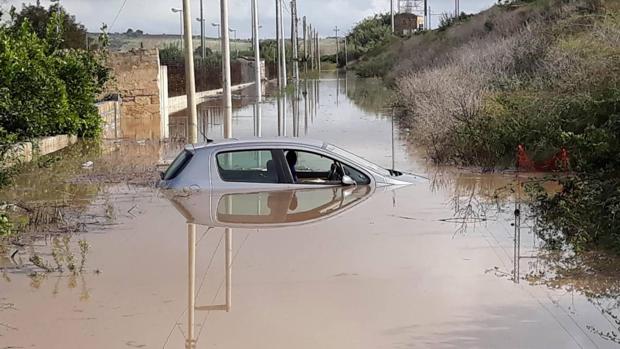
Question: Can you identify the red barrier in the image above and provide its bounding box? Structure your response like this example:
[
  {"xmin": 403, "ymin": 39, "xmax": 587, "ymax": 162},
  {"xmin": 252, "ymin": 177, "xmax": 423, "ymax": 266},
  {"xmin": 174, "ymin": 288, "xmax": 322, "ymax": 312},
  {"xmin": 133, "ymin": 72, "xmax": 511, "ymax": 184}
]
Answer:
[{"xmin": 516, "ymin": 144, "xmax": 569, "ymax": 172}]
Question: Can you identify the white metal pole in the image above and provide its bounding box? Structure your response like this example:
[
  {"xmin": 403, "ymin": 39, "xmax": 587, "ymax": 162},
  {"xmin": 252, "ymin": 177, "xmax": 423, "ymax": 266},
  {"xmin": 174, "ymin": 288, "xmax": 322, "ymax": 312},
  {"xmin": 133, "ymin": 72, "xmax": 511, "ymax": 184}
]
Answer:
[
  {"xmin": 344, "ymin": 36, "xmax": 348, "ymax": 69},
  {"xmin": 280, "ymin": 0, "xmax": 287, "ymax": 88},
  {"xmin": 220, "ymin": 0, "xmax": 233, "ymax": 138},
  {"xmin": 180, "ymin": 12, "xmax": 184, "ymax": 50},
  {"xmin": 334, "ymin": 27, "xmax": 339, "ymax": 68},
  {"xmin": 182, "ymin": 1, "xmax": 198, "ymax": 143},
  {"xmin": 225, "ymin": 227, "xmax": 232, "ymax": 311},
  {"xmin": 187, "ymin": 223, "xmax": 196, "ymax": 349},
  {"xmin": 275, "ymin": 0, "xmax": 282, "ymax": 88},
  {"xmin": 200, "ymin": 0, "xmax": 205, "ymax": 58},
  {"xmin": 391, "ymin": 0, "xmax": 395, "ymax": 33},
  {"xmin": 291, "ymin": 0, "xmax": 299, "ymax": 82},
  {"xmin": 252, "ymin": 0, "xmax": 262, "ymax": 137},
  {"xmin": 317, "ymin": 32, "xmax": 321, "ymax": 72}
]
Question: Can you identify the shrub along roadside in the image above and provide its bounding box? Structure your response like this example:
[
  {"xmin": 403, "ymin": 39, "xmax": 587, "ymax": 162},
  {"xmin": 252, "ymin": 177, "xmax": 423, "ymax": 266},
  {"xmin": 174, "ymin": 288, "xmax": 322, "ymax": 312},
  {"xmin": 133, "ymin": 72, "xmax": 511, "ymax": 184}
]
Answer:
[
  {"xmin": 392, "ymin": 0, "xmax": 620, "ymax": 252},
  {"xmin": 0, "ymin": 7, "xmax": 109, "ymax": 197}
]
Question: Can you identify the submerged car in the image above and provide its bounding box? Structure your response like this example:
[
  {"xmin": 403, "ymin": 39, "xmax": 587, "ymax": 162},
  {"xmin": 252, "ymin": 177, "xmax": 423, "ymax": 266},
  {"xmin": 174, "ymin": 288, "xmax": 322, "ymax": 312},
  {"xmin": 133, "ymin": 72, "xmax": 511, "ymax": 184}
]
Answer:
[{"xmin": 159, "ymin": 138, "xmax": 424, "ymax": 191}]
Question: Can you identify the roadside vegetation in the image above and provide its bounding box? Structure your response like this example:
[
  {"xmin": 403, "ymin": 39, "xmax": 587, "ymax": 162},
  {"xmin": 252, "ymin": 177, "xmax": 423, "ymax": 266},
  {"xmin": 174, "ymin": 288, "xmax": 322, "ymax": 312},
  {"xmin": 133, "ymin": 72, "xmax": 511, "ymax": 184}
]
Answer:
[
  {"xmin": 0, "ymin": 3, "xmax": 110, "ymax": 232},
  {"xmin": 0, "ymin": 3, "xmax": 108, "ymax": 169},
  {"xmin": 356, "ymin": 0, "xmax": 619, "ymax": 253}
]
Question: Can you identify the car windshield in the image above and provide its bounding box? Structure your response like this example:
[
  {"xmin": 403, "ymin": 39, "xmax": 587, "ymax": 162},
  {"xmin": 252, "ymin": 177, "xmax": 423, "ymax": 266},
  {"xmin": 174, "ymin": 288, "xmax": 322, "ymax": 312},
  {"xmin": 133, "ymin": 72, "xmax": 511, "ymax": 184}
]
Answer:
[{"xmin": 324, "ymin": 144, "xmax": 391, "ymax": 176}]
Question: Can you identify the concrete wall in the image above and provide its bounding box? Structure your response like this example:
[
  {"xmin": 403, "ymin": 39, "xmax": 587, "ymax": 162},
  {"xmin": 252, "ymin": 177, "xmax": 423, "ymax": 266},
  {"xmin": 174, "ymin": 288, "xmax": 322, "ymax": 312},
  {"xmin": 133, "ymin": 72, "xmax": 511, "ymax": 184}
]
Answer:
[
  {"xmin": 239, "ymin": 58, "xmax": 266, "ymax": 83},
  {"xmin": 106, "ymin": 49, "xmax": 162, "ymax": 140},
  {"xmin": 4, "ymin": 135, "xmax": 78, "ymax": 167},
  {"xmin": 167, "ymin": 82, "xmax": 256, "ymax": 114},
  {"xmin": 97, "ymin": 101, "xmax": 122, "ymax": 139}
]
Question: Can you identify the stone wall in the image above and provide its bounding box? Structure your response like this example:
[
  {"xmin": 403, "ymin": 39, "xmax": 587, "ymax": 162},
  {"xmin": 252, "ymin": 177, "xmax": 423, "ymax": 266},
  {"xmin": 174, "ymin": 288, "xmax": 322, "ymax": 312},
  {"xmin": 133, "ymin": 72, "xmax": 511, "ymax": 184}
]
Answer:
[
  {"xmin": 97, "ymin": 101, "xmax": 122, "ymax": 139},
  {"xmin": 106, "ymin": 49, "xmax": 162, "ymax": 140}
]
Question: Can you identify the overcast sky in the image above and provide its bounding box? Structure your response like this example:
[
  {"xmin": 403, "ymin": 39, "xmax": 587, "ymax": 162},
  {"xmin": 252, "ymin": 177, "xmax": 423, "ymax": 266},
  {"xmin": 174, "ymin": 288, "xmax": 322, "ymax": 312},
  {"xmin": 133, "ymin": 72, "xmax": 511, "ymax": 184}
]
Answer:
[{"xmin": 4, "ymin": 0, "xmax": 497, "ymax": 38}]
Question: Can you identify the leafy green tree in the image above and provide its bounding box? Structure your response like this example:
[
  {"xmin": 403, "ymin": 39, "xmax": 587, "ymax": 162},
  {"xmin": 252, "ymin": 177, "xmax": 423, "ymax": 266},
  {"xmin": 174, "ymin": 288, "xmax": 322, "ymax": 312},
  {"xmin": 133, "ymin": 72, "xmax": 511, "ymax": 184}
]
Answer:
[
  {"xmin": 9, "ymin": 2, "xmax": 87, "ymax": 49},
  {"xmin": 347, "ymin": 13, "xmax": 391, "ymax": 55}
]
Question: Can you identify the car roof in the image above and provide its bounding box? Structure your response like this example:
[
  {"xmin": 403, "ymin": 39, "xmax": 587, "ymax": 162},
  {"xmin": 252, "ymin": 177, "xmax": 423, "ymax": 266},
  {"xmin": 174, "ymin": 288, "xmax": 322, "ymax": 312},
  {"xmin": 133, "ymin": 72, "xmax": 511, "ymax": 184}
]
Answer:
[{"xmin": 186, "ymin": 137, "xmax": 327, "ymax": 151}]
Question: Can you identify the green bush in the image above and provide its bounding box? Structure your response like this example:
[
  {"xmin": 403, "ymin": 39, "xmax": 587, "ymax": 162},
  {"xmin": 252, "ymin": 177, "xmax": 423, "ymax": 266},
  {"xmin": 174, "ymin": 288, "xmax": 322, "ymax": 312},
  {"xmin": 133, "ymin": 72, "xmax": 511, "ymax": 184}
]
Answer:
[
  {"xmin": 0, "ymin": 10, "xmax": 109, "ymax": 187},
  {"xmin": 0, "ymin": 19, "xmax": 108, "ymax": 140},
  {"xmin": 0, "ymin": 212, "xmax": 11, "ymax": 237},
  {"xmin": 0, "ymin": 24, "xmax": 71, "ymax": 138}
]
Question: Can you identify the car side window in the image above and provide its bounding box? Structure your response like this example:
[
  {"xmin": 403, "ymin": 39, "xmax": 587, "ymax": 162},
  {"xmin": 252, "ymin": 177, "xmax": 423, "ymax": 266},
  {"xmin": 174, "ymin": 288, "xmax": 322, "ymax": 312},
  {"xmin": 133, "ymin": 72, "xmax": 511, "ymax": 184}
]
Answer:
[
  {"xmin": 342, "ymin": 164, "xmax": 371, "ymax": 185},
  {"xmin": 285, "ymin": 150, "xmax": 370, "ymax": 185},
  {"xmin": 216, "ymin": 150, "xmax": 280, "ymax": 183}
]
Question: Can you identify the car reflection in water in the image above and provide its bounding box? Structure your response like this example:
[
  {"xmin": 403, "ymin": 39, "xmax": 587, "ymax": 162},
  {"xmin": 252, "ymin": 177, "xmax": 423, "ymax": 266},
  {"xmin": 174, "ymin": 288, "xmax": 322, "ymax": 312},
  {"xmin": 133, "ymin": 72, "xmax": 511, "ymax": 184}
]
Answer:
[
  {"xmin": 167, "ymin": 185, "xmax": 374, "ymax": 349},
  {"xmin": 170, "ymin": 185, "xmax": 373, "ymax": 228}
]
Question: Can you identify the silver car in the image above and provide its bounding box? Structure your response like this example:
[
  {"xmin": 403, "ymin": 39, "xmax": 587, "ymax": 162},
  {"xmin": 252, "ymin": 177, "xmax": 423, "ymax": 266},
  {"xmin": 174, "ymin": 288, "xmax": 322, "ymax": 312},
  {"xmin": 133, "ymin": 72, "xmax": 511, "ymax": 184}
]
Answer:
[{"xmin": 159, "ymin": 138, "xmax": 424, "ymax": 191}]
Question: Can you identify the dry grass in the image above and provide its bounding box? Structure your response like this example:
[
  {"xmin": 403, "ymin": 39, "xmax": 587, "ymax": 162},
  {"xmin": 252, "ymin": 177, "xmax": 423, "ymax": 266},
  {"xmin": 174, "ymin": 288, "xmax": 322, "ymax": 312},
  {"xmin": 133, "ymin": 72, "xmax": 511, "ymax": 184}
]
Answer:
[{"xmin": 393, "ymin": 0, "xmax": 609, "ymax": 164}]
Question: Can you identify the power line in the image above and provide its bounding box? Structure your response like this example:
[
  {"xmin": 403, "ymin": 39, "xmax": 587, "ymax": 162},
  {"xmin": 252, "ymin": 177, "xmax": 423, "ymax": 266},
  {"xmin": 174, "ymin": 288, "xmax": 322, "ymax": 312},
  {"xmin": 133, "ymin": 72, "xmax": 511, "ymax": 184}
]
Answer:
[{"xmin": 110, "ymin": 0, "xmax": 129, "ymax": 31}]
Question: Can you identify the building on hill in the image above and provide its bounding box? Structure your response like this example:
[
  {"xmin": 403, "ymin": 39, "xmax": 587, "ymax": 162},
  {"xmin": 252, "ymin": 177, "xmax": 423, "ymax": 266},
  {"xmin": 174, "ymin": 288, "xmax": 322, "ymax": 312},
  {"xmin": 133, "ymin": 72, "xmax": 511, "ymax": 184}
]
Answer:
[{"xmin": 395, "ymin": 13, "xmax": 424, "ymax": 35}]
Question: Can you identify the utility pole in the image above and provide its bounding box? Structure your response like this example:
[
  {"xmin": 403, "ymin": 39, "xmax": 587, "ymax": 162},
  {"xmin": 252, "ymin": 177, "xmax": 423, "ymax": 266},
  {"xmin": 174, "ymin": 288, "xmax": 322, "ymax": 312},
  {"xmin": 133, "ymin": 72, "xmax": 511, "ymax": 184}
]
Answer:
[
  {"xmin": 309, "ymin": 27, "xmax": 313, "ymax": 70},
  {"xmin": 220, "ymin": 0, "xmax": 233, "ymax": 138},
  {"xmin": 172, "ymin": 8, "xmax": 183, "ymax": 50},
  {"xmin": 390, "ymin": 0, "xmax": 395, "ymax": 33},
  {"xmin": 181, "ymin": 0, "xmax": 197, "ymax": 143},
  {"xmin": 279, "ymin": 0, "xmax": 287, "ymax": 88},
  {"xmin": 275, "ymin": 0, "xmax": 282, "ymax": 88},
  {"xmin": 344, "ymin": 35, "xmax": 348, "ymax": 69},
  {"xmin": 212, "ymin": 22, "xmax": 221, "ymax": 52},
  {"xmin": 252, "ymin": 0, "xmax": 262, "ymax": 137},
  {"xmin": 316, "ymin": 31, "xmax": 321, "ymax": 72},
  {"xmin": 290, "ymin": 0, "xmax": 299, "ymax": 138},
  {"xmin": 455, "ymin": 0, "xmax": 460, "ymax": 17},
  {"xmin": 428, "ymin": 6, "xmax": 432, "ymax": 28},
  {"xmin": 334, "ymin": 26, "xmax": 339, "ymax": 68},
  {"xmin": 302, "ymin": 16, "xmax": 307, "ymax": 75},
  {"xmin": 291, "ymin": 0, "xmax": 299, "ymax": 82},
  {"xmin": 200, "ymin": 0, "xmax": 205, "ymax": 58},
  {"xmin": 424, "ymin": 0, "xmax": 428, "ymax": 30}
]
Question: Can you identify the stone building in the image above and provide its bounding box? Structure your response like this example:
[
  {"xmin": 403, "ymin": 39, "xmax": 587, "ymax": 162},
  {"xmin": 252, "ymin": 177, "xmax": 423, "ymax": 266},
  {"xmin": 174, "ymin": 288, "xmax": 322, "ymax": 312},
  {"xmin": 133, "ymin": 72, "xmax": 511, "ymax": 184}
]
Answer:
[{"xmin": 395, "ymin": 13, "xmax": 424, "ymax": 35}]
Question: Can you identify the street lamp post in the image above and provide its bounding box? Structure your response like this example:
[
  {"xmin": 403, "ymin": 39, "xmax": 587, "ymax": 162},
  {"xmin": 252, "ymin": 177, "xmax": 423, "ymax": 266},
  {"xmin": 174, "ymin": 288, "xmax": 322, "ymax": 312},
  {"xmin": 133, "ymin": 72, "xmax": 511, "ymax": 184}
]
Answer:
[
  {"xmin": 199, "ymin": 0, "xmax": 205, "ymax": 58},
  {"xmin": 228, "ymin": 28, "xmax": 237, "ymax": 57},
  {"xmin": 196, "ymin": 17, "xmax": 206, "ymax": 58},
  {"xmin": 171, "ymin": 8, "xmax": 183, "ymax": 50},
  {"xmin": 212, "ymin": 22, "xmax": 221, "ymax": 52}
]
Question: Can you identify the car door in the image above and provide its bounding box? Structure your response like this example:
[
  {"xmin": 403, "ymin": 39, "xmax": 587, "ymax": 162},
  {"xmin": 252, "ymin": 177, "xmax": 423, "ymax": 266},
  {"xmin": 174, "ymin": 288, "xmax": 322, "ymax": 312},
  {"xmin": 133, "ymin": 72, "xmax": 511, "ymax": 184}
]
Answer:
[{"xmin": 212, "ymin": 148, "xmax": 295, "ymax": 190}]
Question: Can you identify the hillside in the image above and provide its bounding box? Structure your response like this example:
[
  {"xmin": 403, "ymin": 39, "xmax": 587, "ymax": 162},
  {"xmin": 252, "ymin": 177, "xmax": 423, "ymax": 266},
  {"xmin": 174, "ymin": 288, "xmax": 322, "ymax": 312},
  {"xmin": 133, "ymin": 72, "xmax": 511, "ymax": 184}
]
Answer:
[{"xmin": 354, "ymin": 0, "xmax": 620, "ymax": 253}]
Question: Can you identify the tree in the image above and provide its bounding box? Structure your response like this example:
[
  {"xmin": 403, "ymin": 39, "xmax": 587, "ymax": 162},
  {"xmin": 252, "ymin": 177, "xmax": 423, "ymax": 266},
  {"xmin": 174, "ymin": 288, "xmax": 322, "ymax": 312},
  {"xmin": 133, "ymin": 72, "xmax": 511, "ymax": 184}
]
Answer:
[{"xmin": 9, "ymin": 3, "xmax": 87, "ymax": 49}]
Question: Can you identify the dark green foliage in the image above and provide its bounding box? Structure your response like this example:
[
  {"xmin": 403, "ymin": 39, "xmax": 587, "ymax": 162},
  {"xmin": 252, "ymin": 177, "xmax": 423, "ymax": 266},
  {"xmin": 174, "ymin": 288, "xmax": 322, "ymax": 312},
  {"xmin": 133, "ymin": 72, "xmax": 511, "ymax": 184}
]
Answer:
[
  {"xmin": 347, "ymin": 14, "xmax": 391, "ymax": 56},
  {"xmin": 0, "ymin": 212, "xmax": 11, "ymax": 237},
  {"xmin": 9, "ymin": 3, "xmax": 87, "ymax": 49},
  {"xmin": 0, "ymin": 22, "xmax": 108, "ymax": 139},
  {"xmin": 0, "ymin": 24, "xmax": 70, "ymax": 138},
  {"xmin": 159, "ymin": 42, "xmax": 183, "ymax": 62},
  {"xmin": 0, "ymin": 5, "xmax": 109, "ymax": 186},
  {"xmin": 528, "ymin": 175, "xmax": 620, "ymax": 253}
]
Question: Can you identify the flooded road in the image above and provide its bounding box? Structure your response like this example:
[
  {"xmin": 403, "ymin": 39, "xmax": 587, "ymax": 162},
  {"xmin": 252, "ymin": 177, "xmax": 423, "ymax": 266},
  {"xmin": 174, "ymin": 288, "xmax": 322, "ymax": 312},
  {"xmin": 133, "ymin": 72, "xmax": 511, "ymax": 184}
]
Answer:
[{"xmin": 2, "ymin": 72, "xmax": 620, "ymax": 349}]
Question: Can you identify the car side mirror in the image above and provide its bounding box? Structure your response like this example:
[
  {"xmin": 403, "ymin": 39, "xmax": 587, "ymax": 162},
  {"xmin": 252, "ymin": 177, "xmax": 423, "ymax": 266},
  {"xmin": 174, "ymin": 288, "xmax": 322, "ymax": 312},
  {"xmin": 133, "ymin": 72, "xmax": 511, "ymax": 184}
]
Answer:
[{"xmin": 342, "ymin": 175, "xmax": 355, "ymax": 186}]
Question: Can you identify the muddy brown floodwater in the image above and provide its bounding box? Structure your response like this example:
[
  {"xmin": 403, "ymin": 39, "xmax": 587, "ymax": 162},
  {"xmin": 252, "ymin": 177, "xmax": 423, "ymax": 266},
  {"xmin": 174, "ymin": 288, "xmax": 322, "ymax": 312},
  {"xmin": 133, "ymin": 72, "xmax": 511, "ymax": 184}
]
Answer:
[{"xmin": 2, "ymin": 72, "xmax": 620, "ymax": 349}]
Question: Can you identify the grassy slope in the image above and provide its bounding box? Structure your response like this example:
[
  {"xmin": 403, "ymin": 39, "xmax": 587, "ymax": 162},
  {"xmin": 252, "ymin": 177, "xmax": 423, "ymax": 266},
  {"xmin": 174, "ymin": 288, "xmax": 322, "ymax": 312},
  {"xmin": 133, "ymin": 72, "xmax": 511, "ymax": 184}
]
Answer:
[{"xmin": 361, "ymin": 0, "xmax": 620, "ymax": 253}]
